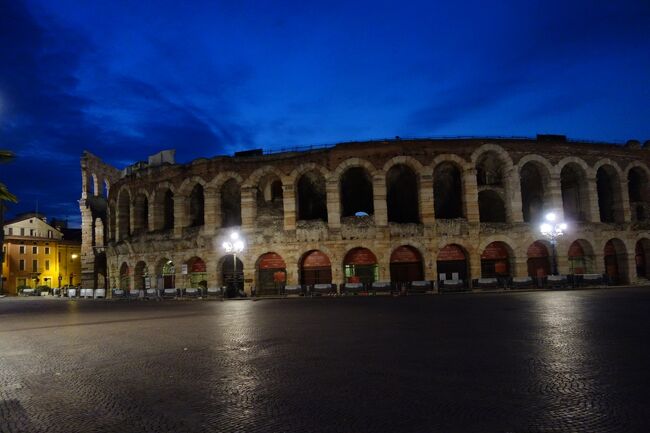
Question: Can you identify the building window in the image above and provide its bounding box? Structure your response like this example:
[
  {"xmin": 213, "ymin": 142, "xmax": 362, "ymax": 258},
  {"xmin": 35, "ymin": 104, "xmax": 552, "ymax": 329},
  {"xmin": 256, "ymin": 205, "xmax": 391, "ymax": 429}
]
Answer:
[
  {"xmin": 19, "ymin": 260, "xmax": 25, "ymax": 271},
  {"xmin": 19, "ymin": 245, "xmax": 25, "ymax": 254},
  {"xmin": 45, "ymin": 260, "xmax": 50, "ymax": 271},
  {"xmin": 32, "ymin": 246, "xmax": 38, "ymax": 254},
  {"xmin": 45, "ymin": 247, "xmax": 50, "ymax": 255},
  {"xmin": 48, "ymin": 230, "xmax": 53, "ymax": 238},
  {"xmin": 30, "ymin": 229, "xmax": 35, "ymax": 236},
  {"xmin": 20, "ymin": 228, "xmax": 25, "ymax": 236},
  {"xmin": 32, "ymin": 260, "xmax": 38, "ymax": 272},
  {"xmin": 7, "ymin": 228, "xmax": 12, "ymax": 235}
]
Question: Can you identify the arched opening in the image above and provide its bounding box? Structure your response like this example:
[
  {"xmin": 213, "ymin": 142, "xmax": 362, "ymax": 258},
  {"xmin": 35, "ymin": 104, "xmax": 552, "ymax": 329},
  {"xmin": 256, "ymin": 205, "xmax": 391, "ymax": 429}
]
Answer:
[
  {"xmin": 520, "ymin": 162, "xmax": 549, "ymax": 223},
  {"xmin": 133, "ymin": 194, "xmax": 148, "ymax": 233},
  {"xmin": 186, "ymin": 257, "xmax": 207, "ymax": 289},
  {"xmin": 255, "ymin": 175, "xmax": 284, "ymax": 223},
  {"xmin": 389, "ymin": 245, "xmax": 423, "ymax": 283},
  {"xmin": 103, "ymin": 180, "xmax": 110, "ymax": 198},
  {"xmin": 628, "ymin": 168, "xmax": 649, "ymax": 222},
  {"xmin": 153, "ymin": 188, "xmax": 174, "ymax": 230},
  {"xmin": 604, "ymin": 239, "xmax": 628, "ymax": 284},
  {"xmin": 386, "ymin": 164, "xmax": 419, "ymax": 223},
  {"xmin": 155, "ymin": 258, "xmax": 175, "ymax": 289},
  {"xmin": 476, "ymin": 152, "xmax": 505, "ymax": 187},
  {"xmin": 297, "ymin": 171, "xmax": 327, "ymax": 221},
  {"xmin": 635, "ymin": 239, "xmax": 650, "ymax": 278},
  {"xmin": 340, "ymin": 167, "xmax": 374, "ymax": 218},
  {"xmin": 221, "ymin": 179, "xmax": 242, "ymax": 228},
  {"xmin": 117, "ymin": 190, "xmax": 131, "ymax": 240},
  {"xmin": 480, "ymin": 242, "xmax": 512, "ymax": 278},
  {"xmin": 561, "ymin": 163, "xmax": 590, "ymax": 222},
  {"xmin": 300, "ymin": 250, "xmax": 332, "ymax": 285},
  {"xmin": 343, "ymin": 247, "xmax": 378, "ymax": 285},
  {"xmin": 433, "ymin": 162, "xmax": 463, "ymax": 219},
  {"xmin": 134, "ymin": 261, "xmax": 148, "ymax": 290},
  {"xmin": 256, "ymin": 252, "xmax": 287, "ymax": 295},
  {"xmin": 478, "ymin": 190, "xmax": 506, "ymax": 222},
  {"xmin": 119, "ymin": 262, "xmax": 130, "ymax": 290},
  {"xmin": 567, "ymin": 239, "xmax": 595, "ymax": 274},
  {"xmin": 95, "ymin": 252, "xmax": 107, "ymax": 290},
  {"xmin": 596, "ymin": 165, "xmax": 624, "ymax": 223},
  {"xmin": 189, "ymin": 184, "xmax": 205, "ymax": 227},
  {"xmin": 92, "ymin": 173, "xmax": 99, "ymax": 196},
  {"xmin": 436, "ymin": 244, "xmax": 468, "ymax": 283},
  {"xmin": 526, "ymin": 241, "xmax": 551, "ymax": 278},
  {"xmin": 221, "ymin": 254, "xmax": 244, "ymax": 293}
]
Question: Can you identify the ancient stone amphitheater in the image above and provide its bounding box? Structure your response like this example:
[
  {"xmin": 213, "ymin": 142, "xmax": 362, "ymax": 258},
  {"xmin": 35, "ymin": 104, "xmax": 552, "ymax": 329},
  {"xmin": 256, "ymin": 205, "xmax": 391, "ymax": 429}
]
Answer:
[{"xmin": 79, "ymin": 135, "xmax": 650, "ymax": 295}]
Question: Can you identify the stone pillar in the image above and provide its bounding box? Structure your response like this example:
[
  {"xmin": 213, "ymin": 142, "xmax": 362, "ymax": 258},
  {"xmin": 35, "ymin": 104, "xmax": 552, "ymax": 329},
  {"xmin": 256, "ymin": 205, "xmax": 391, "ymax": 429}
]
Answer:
[
  {"xmin": 206, "ymin": 268, "xmax": 219, "ymax": 289},
  {"xmin": 331, "ymin": 260, "xmax": 344, "ymax": 289},
  {"xmin": 244, "ymin": 267, "xmax": 255, "ymax": 296},
  {"xmin": 424, "ymin": 252, "xmax": 437, "ymax": 283},
  {"xmin": 556, "ymin": 246, "xmax": 570, "ymax": 275},
  {"xmin": 204, "ymin": 188, "xmax": 219, "ymax": 234},
  {"xmin": 285, "ymin": 261, "xmax": 299, "ymax": 285},
  {"xmin": 619, "ymin": 180, "xmax": 632, "ymax": 223},
  {"xmin": 283, "ymin": 183, "xmax": 296, "ymax": 231},
  {"xmin": 147, "ymin": 197, "xmax": 154, "ymax": 232},
  {"xmin": 548, "ymin": 174, "xmax": 564, "ymax": 217},
  {"xmin": 241, "ymin": 187, "xmax": 256, "ymax": 230},
  {"xmin": 587, "ymin": 178, "xmax": 600, "ymax": 223},
  {"xmin": 419, "ymin": 174, "xmax": 435, "ymax": 225},
  {"xmin": 463, "ymin": 168, "xmax": 480, "ymax": 223},
  {"xmin": 468, "ymin": 250, "xmax": 481, "ymax": 286},
  {"xmin": 373, "ymin": 174, "xmax": 388, "ymax": 227},
  {"xmin": 506, "ymin": 169, "xmax": 524, "ymax": 223},
  {"xmin": 326, "ymin": 180, "xmax": 341, "ymax": 230},
  {"xmin": 129, "ymin": 199, "xmax": 135, "ymax": 237},
  {"xmin": 174, "ymin": 196, "xmax": 187, "ymax": 237},
  {"xmin": 513, "ymin": 255, "xmax": 529, "ymax": 278},
  {"xmin": 79, "ymin": 202, "xmax": 96, "ymax": 290},
  {"xmin": 626, "ymin": 253, "xmax": 638, "ymax": 284}
]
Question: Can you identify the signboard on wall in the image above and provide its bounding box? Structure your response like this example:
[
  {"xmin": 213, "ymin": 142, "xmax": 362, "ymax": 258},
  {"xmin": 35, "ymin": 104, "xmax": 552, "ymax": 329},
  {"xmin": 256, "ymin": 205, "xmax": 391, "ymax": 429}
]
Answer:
[
  {"xmin": 181, "ymin": 264, "xmax": 188, "ymax": 275},
  {"xmin": 259, "ymin": 253, "xmax": 286, "ymax": 270}
]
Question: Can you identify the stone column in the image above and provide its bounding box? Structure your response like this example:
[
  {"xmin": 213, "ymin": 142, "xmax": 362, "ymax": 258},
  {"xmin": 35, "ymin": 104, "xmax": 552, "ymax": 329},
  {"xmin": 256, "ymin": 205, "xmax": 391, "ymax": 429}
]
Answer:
[
  {"xmin": 204, "ymin": 188, "xmax": 219, "ymax": 235},
  {"xmin": 468, "ymin": 250, "xmax": 482, "ymax": 286},
  {"xmin": 556, "ymin": 245, "xmax": 570, "ymax": 275},
  {"xmin": 174, "ymin": 196, "xmax": 187, "ymax": 237},
  {"xmin": 587, "ymin": 178, "xmax": 600, "ymax": 223},
  {"xmin": 463, "ymin": 168, "xmax": 480, "ymax": 223},
  {"xmin": 373, "ymin": 173, "xmax": 388, "ymax": 227},
  {"xmin": 241, "ymin": 187, "xmax": 256, "ymax": 231},
  {"xmin": 548, "ymin": 174, "xmax": 564, "ymax": 217},
  {"xmin": 244, "ymin": 267, "xmax": 255, "ymax": 296},
  {"xmin": 506, "ymin": 169, "xmax": 524, "ymax": 223},
  {"xmin": 285, "ymin": 261, "xmax": 299, "ymax": 286},
  {"xmin": 626, "ymin": 253, "xmax": 638, "ymax": 284},
  {"xmin": 419, "ymin": 174, "xmax": 435, "ymax": 225},
  {"xmin": 513, "ymin": 255, "xmax": 529, "ymax": 278},
  {"xmin": 79, "ymin": 202, "xmax": 96, "ymax": 290},
  {"xmin": 619, "ymin": 180, "xmax": 632, "ymax": 223},
  {"xmin": 283, "ymin": 183, "xmax": 296, "ymax": 231},
  {"xmin": 326, "ymin": 180, "xmax": 341, "ymax": 230}
]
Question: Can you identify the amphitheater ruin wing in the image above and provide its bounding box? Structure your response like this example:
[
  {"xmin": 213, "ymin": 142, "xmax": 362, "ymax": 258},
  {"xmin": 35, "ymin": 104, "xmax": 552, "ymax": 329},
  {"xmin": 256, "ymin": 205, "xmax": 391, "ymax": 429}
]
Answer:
[{"xmin": 79, "ymin": 136, "xmax": 650, "ymax": 294}]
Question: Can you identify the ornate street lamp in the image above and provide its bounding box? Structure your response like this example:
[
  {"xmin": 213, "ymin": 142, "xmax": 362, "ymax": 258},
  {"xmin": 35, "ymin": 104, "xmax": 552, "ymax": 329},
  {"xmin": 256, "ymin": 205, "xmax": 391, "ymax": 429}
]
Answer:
[
  {"xmin": 540, "ymin": 212, "xmax": 567, "ymax": 276},
  {"xmin": 222, "ymin": 232, "xmax": 245, "ymax": 296}
]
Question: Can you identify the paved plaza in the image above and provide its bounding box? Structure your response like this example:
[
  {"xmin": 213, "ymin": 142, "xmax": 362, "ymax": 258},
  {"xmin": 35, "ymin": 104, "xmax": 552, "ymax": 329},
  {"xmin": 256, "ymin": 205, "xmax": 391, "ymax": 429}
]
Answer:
[{"xmin": 1, "ymin": 288, "xmax": 649, "ymax": 433}]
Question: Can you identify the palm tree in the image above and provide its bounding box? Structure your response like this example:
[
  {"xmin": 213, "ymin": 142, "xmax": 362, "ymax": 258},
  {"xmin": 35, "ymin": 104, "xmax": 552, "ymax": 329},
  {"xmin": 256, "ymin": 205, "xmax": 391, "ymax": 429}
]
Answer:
[{"xmin": 0, "ymin": 150, "xmax": 17, "ymax": 295}]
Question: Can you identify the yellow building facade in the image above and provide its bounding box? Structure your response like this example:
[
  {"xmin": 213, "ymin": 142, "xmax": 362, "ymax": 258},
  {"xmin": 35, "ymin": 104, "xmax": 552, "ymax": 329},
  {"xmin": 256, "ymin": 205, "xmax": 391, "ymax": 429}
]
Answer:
[{"xmin": 1, "ymin": 214, "xmax": 81, "ymax": 295}]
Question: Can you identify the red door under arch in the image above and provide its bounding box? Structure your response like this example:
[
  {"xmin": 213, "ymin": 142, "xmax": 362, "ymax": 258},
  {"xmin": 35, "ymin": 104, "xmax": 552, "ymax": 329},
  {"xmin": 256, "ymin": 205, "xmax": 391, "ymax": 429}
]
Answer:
[
  {"xmin": 390, "ymin": 246, "xmax": 424, "ymax": 283},
  {"xmin": 300, "ymin": 250, "xmax": 332, "ymax": 285}
]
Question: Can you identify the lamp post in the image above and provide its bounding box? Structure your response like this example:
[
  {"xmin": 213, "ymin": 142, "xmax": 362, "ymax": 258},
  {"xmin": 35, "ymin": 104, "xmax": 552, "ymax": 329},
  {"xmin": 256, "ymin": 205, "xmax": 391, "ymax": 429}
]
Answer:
[
  {"xmin": 222, "ymin": 232, "xmax": 244, "ymax": 297},
  {"xmin": 540, "ymin": 212, "xmax": 567, "ymax": 276}
]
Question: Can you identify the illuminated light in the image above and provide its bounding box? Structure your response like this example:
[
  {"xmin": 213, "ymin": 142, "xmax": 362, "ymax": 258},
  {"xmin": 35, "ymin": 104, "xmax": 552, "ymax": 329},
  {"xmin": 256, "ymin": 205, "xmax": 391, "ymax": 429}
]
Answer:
[
  {"xmin": 234, "ymin": 240, "xmax": 244, "ymax": 251},
  {"xmin": 545, "ymin": 212, "xmax": 556, "ymax": 222},
  {"xmin": 71, "ymin": 254, "xmax": 78, "ymax": 259},
  {"xmin": 230, "ymin": 232, "xmax": 239, "ymax": 240},
  {"xmin": 559, "ymin": 223, "xmax": 568, "ymax": 231},
  {"xmin": 222, "ymin": 242, "xmax": 229, "ymax": 250},
  {"xmin": 540, "ymin": 223, "xmax": 552, "ymax": 234}
]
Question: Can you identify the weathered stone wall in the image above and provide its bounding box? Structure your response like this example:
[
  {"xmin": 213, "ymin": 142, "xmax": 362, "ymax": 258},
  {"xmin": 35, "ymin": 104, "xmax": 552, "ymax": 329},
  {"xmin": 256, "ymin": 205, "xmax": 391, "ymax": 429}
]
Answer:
[{"xmin": 81, "ymin": 137, "xmax": 650, "ymax": 292}]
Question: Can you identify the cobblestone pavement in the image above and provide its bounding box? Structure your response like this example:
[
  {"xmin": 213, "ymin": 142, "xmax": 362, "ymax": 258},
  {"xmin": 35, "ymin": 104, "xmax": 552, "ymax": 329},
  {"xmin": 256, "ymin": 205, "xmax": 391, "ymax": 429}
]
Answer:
[{"xmin": 1, "ymin": 289, "xmax": 649, "ymax": 433}]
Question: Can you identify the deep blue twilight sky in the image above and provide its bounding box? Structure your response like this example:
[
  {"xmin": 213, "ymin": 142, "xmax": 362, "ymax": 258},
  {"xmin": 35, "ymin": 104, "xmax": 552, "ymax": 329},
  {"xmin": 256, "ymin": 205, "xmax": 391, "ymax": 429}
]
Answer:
[{"xmin": 1, "ymin": 0, "xmax": 649, "ymax": 227}]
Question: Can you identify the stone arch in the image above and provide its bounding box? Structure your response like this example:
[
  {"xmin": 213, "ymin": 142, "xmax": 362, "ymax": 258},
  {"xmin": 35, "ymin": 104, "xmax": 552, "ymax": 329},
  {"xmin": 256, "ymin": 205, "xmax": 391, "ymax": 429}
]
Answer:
[
  {"xmin": 635, "ymin": 238, "xmax": 650, "ymax": 279},
  {"xmin": 436, "ymin": 243, "xmax": 470, "ymax": 283},
  {"xmin": 470, "ymin": 144, "xmax": 514, "ymax": 169},
  {"xmin": 480, "ymin": 240, "xmax": 515, "ymax": 278},
  {"xmin": 255, "ymin": 252, "xmax": 287, "ymax": 295},
  {"xmin": 243, "ymin": 166, "xmax": 288, "ymax": 189},
  {"xmin": 434, "ymin": 160, "xmax": 464, "ymax": 219},
  {"xmin": 188, "ymin": 183, "xmax": 205, "ymax": 227},
  {"xmin": 119, "ymin": 261, "xmax": 130, "ymax": 290},
  {"xmin": 339, "ymin": 166, "xmax": 374, "ymax": 218},
  {"xmin": 560, "ymin": 160, "xmax": 592, "ymax": 222},
  {"xmin": 185, "ymin": 256, "xmax": 207, "ymax": 289},
  {"xmin": 567, "ymin": 239, "xmax": 596, "ymax": 274},
  {"xmin": 331, "ymin": 157, "xmax": 377, "ymax": 180},
  {"xmin": 431, "ymin": 154, "xmax": 471, "ymax": 172},
  {"xmin": 253, "ymin": 171, "xmax": 284, "ymax": 224},
  {"xmin": 152, "ymin": 183, "xmax": 176, "ymax": 231},
  {"xmin": 343, "ymin": 247, "xmax": 379, "ymax": 285},
  {"xmin": 382, "ymin": 155, "xmax": 424, "ymax": 175},
  {"xmin": 603, "ymin": 238, "xmax": 629, "ymax": 284},
  {"xmin": 133, "ymin": 261, "xmax": 148, "ymax": 290},
  {"xmin": 218, "ymin": 254, "xmax": 244, "ymax": 293},
  {"xmin": 296, "ymin": 170, "xmax": 328, "ymax": 221},
  {"xmin": 386, "ymin": 164, "xmax": 420, "ymax": 223},
  {"xmin": 154, "ymin": 257, "xmax": 176, "ymax": 289},
  {"xmin": 91, "ymin": 173, "xmax": 100, "ymax": 196},
  {"xmin": 596, "ymin": 163, "xmax": 625, "ymax": 223},
  {"xmin": 299, "ymin": 250, "xmax": 333, "ymax": 286},
  {"xmin": 133, "ymin": 189, "xmax": 150, "ymax": 233},
  {"xmin": 116, "ymin": 187, "xmax": 131, "ymax": 241},
  {"xmin": 593, "ymin": 158, "xmax": 624, "ymax": 178},
  {"xmin": 221, "ymin": 178, "xmax": 242, "ymax": 228},
  {"xmin": 526, "ymin": 240, "xmax": 552, "ymax": 277},
  {"xmin": 627, "ymin": 163, "xmax": 650, "ymax": 222},
  {"xmin": 519, "ymin": 159, "xmax": 552, "ymax": 223},
  {"xmin": 104, "ymin": 179, "xmax": 110, "ymax": 197},
  {"xmin": 389, "ymin": 245, "xmax": 424, "ymax": 283},
  {"xmin": 206, "ymin": 172, "xmax": 245, "ymax": 190},
  {"xmin": 178, "ymin": 176, "xmax": 207, "ymax": 196}
]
